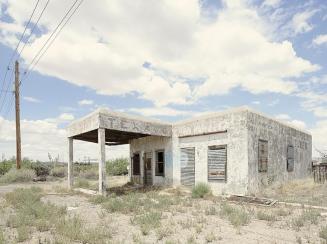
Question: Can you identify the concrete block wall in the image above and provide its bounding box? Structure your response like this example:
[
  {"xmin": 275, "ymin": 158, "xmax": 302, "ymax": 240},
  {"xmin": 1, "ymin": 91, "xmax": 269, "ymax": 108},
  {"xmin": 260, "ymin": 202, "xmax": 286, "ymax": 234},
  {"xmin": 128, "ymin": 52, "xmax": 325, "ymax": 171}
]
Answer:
[{"xmin": 246, "ymin": 111, "xmax": 312, "ymax": 194}]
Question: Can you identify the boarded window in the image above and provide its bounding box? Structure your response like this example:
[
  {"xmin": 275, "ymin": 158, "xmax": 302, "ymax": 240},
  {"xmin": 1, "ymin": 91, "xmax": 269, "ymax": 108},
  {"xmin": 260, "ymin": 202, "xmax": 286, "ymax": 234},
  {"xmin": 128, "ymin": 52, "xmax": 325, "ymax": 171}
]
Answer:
[
  {"xmin": 180, "ymin": 147, "xmax": 195, "ymax": 186},
  {"xmin": 208, "ymin": 145, "xmax": 227, "ymax": 181},
  {"xmin": 155, "ymin": 150, "xmax": 165, "ymax": 176},
  {"xmin": 132, "ymin": 153, "xmax": 140, "ymax": 175},
  {"xmin": 287, "ymin": 145, "xmax": 294, "ymax": 172},
  {"xmin": 258, "ymin": 140, "xmax": 268, "ymax": 172}
]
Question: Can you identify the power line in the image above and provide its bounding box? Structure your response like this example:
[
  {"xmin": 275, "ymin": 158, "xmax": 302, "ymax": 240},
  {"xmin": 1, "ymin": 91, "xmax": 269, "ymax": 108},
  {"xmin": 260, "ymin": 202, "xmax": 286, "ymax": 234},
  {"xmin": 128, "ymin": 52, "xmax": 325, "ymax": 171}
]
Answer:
[
  {"xmin": 0, "ymin": 69, "xmax": 14, "ymax": 114},
  {"xmin": 27, "ymin": 0, "xmax": 84, "ymax": 79},
  {"xmin": 18, "ymin": 0, "xmax": 51, "ymax": 58},
  {"xmin": 22, "ymin": 0, "xmax": 82, "ymax": 81},
  {"xmin": 0, "ymin": 0, "xmax": 41, "ymax": 112}
]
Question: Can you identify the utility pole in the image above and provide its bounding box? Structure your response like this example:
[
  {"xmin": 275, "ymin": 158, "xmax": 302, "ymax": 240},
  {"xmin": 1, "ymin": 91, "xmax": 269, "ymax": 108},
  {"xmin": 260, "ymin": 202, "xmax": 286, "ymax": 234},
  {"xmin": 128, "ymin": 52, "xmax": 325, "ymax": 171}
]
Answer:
[{"xmin": 15, "ymin": 60, "xmax": 21, "ymax": 169}]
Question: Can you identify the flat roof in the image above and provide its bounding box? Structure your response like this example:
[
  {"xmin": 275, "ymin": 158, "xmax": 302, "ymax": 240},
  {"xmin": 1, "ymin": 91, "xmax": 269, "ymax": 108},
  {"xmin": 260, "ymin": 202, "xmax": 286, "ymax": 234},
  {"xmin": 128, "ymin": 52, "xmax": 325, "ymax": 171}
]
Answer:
[{"xmin": 67, "ymin": 106, "xmax": 310, "ymax": 144}]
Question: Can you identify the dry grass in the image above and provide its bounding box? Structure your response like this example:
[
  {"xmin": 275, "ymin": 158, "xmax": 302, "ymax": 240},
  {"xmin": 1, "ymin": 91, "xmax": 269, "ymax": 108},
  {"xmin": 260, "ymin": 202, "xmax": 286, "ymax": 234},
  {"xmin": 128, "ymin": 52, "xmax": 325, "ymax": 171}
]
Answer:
[
  {"xmin": 0, "ymin": 168, "xmax": 36, "ymax": 184},
  {"xmin": 261, "ymin": 178, "xmax": 327, "ymax": 207},
  {"xmin": 220, "ymin": 202, "xmax": 250, "ymax": 229}
]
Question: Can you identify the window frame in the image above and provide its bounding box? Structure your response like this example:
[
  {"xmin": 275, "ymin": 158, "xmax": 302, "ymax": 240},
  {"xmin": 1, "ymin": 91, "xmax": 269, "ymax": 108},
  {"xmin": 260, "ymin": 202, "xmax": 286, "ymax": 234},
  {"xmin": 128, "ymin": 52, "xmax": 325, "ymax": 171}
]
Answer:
[
  {"xmin": 258, "ymin": 139, "xmax": 268, "ymax": 173},
  {"xmin": 132, "ymin": 153, "xmax": 140, "ymax": 176},
  {"xmin": 207, "ymin": 145, "xmax": 227, "ymax": 182},
  {"xmin": 287, "ymin": 145, "xmax": 294, "ymax": 172},
  {"xmin": 155, "ymin": 149, "xmax": 165, "ymax": 177}
]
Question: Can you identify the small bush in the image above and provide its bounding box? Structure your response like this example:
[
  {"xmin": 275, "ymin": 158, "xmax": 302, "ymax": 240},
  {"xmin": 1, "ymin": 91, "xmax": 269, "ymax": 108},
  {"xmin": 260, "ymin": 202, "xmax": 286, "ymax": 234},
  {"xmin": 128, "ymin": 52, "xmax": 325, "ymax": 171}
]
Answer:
[
  {"xmin": 0, "ymin": 168, "xmax": 35, "ymax": 184},
  {"xmin": 17, "ymin": 226, "xmax": 30, "ymax": 242},
  {"xmin": 257, "ymin": 210, "xmax": 277, "ymax": 222},
  {"xmin": 320, "ymin": 226, "xmax": 327, "ymax": 240},
  {"xmin": 275, "ymin": 208, "xmax": 291, "ymax": 216},
  {"xmin": 28, "ymin": 162, "xmax": 50, "ymax": 176},
  {"xmin": 302, "ymin": 209, "xmax": 320, "ymax": 225},
  {"xmin": 156, "ymin": 227, "xmax": 173, "ymax": 240},
  {"xmin": 205, "ymin": 206, "xmax": 217, "ymax": 215},
  {"xmin": 220, "ymin": 203, "xmax": 250, "ymax": 228},
  {"xmin": 205, "ymin": 232, "xmax": 216, "ymax": 242},
  {"xmin": 75, "ymin": 178, "xmax": 90, "ymax": 188},
  {"xmin": 51, "ymin": 167, "xmax": 66, "ymax": 178},
  {"xmin": 0, "ymin": 228, "xmax": 5, "ymax": 244},
  {"xmin": 291, "ymin": 216, "xmax": 305, "ymax": 231},
  {"xmin": 0, "ymin": 160, "xmax": 14, "ymax": 175},
  {"xmin": 106, "ymin": 158, "xmax": 129, "ymax": 176},
  {"xmin": 79, "ymin": 169, "xmax": 98, "ymax": 179},
  {"xmin": 192, "ymin": 183, "xmax": 211, "ymax": 198},
  {"xmin": 55, "ymin": 216, "xmax": 84, "ymax": 241},
  {"xmin": 131, "ymin": 211, "xmax": 162, "ymax": 235}
]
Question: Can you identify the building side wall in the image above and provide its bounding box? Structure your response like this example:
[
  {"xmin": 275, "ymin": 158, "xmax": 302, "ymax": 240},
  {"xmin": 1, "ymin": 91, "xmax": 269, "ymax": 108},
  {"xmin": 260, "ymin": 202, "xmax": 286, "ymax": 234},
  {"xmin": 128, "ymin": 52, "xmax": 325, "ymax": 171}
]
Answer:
[
  {"xmin": 172, "ymin": 111, "xmax": 249, "ymax": 195},
  {"xmin": 247, "ymin": 111, "xmax": 312, "ymax": 195},
  {"xmin": 130, "ymin": 136, "xmax": 173, "ymax": 185}
]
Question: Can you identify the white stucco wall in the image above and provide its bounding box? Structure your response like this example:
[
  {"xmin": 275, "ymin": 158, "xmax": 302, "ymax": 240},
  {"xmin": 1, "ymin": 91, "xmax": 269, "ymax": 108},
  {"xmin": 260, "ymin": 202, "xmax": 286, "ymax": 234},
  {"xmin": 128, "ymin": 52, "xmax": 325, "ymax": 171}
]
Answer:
[
  {"xmin": 247, "ymin": 111, "xmax": 312, "ymax": 194},
  {"xmin": 172, "ymin": 110, "xmax": 249, "ymax": 195},
  {"xmin": 130, "ymin": 136, "xmax": 173, "ymax": 185},
  {"xmin": 128, "ymin": 108, "xmax": 312, "ymax": 196}
]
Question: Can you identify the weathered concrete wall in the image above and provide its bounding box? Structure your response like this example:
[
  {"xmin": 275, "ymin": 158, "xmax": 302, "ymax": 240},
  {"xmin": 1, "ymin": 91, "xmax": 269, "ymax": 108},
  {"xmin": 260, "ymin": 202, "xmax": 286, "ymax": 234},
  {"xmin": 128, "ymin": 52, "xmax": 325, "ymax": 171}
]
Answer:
[
  {"xmin": 67, "ymin": 112, "xmax": 99, "ymax": 137},
  {"xmin": 130, "ymin": 136, "xmax": 173, "ymax": 185},
  {"xmin": 246, "ymin": 111, "xmax": 312, "ymax": 195},
  {"xmin": 172, "ymin": 110, "xmax": 249, "ymax": 195}
]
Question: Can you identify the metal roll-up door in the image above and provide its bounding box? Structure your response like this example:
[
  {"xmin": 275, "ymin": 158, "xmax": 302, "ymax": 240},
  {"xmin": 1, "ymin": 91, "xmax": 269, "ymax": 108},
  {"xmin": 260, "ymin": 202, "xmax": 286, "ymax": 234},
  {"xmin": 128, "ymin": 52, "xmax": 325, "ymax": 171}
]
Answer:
[
  {"xmin": 180, "ymin": 147, "xmax": 195, "ymax": 186},
  {"xmin": 208, "ymin": 146, "xmax": 227, "ymax": 181}
]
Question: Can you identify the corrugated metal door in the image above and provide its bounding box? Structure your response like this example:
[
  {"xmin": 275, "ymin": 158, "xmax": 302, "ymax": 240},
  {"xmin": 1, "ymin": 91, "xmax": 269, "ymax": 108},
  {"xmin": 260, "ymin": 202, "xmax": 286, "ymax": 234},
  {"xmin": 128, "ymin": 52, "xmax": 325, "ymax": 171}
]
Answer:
[
  {"xmin": 208, "ymin": 146, "xmax": 227, "ymax": 181},
  {"xmin": 180, "ymin": 147, "xmax": 195, "ymax": 186}
]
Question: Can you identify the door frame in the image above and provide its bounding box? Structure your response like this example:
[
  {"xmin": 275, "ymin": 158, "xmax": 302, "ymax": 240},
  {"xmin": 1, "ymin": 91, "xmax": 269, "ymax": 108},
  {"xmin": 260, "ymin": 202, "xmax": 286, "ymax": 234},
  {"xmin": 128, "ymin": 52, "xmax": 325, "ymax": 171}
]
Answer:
[{"xmin": 143, "ymin": 151, "xmax": 153, "ymax": 186}]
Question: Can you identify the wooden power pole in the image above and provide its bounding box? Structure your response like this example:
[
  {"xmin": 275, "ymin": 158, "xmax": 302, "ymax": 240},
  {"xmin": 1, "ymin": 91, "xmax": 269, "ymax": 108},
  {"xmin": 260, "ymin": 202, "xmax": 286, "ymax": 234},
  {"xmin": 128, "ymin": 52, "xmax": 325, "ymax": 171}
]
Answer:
[{"xmin": 15, "ymin": 60, "xmax": 21, "ymax": 169}]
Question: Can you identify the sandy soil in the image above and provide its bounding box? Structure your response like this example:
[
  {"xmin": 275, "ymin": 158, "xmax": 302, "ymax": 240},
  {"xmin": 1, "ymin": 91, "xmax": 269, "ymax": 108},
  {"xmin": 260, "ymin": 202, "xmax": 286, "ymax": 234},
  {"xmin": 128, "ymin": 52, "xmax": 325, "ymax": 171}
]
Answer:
[{"xmin": 0, "ymin": 178, "xmax": 326, "ymax": 244}]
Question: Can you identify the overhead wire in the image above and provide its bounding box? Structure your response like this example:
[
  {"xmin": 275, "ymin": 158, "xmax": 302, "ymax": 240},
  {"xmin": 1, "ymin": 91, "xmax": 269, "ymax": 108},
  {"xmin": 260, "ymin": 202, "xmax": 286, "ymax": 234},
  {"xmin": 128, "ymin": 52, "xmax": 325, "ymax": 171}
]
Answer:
[
  {"xmin": 0, "ymin": 0, "xmax": 41, "ymax": 114},
  {"xmin": 22, "ymin": 0, "xmax": 82, "ymax": 82},
  {"xmin": 17, "ymin": 0, "xmax": 51, "ymax": 58}
]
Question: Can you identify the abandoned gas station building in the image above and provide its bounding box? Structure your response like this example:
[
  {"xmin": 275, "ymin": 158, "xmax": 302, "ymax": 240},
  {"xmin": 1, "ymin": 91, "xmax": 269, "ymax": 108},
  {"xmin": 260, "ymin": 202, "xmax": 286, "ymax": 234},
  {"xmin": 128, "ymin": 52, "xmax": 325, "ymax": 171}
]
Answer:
[{"xmin": 67, "ymin": 107, "xmax": 312, "ymax": 195}]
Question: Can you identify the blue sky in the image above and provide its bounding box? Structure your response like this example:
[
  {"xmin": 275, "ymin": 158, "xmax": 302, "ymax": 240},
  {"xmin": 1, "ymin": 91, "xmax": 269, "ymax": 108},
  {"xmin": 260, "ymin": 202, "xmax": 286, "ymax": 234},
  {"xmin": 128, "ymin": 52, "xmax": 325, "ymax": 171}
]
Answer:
[{"xmin": 0, "ymin": 0, "xmax": 326, "ymax": 160}]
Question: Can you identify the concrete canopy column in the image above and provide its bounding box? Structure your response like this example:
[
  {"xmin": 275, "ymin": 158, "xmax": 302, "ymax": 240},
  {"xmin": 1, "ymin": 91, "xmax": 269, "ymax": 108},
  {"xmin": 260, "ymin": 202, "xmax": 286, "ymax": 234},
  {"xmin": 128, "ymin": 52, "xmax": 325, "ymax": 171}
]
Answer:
[
  {"xmin": 68, "ymin": 137, "xmax": 74, "ymax": 189},
  {"xmin": 98, "ymin": 128, "xmax": 106, "ymax": 195}
]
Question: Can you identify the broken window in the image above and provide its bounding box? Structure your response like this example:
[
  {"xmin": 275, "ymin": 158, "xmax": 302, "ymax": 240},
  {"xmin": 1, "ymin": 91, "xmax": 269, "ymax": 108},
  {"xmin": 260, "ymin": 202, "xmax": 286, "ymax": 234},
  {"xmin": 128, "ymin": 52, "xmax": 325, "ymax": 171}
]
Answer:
[
  {"xmin": 287, "ymin": 145, "xmax": 294, "ymax": 172},
  {"xmin": 258, "ymin": 140, "xmax": 268, "ymax": 172},
  {"xmin": 208, "ymin": 145, "xmax": 227, "ymax": 181},
  {"xmin": 155, "ymin": 150, "xmax": 165, "ymax": 176},
  {"xmin": 132, "ymin": 153, "xmax": 140, "ymax": 175}
]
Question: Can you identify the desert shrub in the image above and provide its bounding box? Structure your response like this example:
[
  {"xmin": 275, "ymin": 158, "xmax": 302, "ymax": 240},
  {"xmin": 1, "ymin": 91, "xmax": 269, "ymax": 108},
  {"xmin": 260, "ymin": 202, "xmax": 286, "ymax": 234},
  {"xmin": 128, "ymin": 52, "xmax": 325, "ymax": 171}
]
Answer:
[
  {"xmin": 0, "ymin": 228, "xmax": 5, "ymax": 244},
  {"xmin": 17, "ymin": 226, "xmax": 30, "ymax": 242},
  {"xmin": 0, "ymin": 160, "xmax": 14, "ymax": 175},
  {"xmin": 93, "ymin": 191, "xmax": 180, "ymax": 215},
  {"xmin": 0, "ymin": 168, "xmax": 35, "ymax": 184},
  {"xmin": 205, "ymin": 232, "xmax": 216, "ymax": 242},
  {"xmin": 275, "ymin": 208, "xmax": 291, "ymax": 216},
  {"xmin": 79, "ymin": 168, "xmax": 98, "ymax": 179},
  {"xmin": 156, "ymin": 227, "xmax": 173, "ymax": 240},
  {"xmin": 131, "ymin": 211, "xmax": 162, "ymax": 235},
  {"xmin": 291, "ymin": 209, "xmax": 321, "ymax": 231},
  {"xmin": 205, "ymin": 206, "xmax": 217, "ymax": 215},
  {"xmin": 106, "ymin": 158, "xmax": 128, "ymax": 175},
  {"xmin": 320, "ymin": 226, "xmax": 327, "ymax": 240},
  {"xmin": 75, "ymin": 178, "xmax": 90, "ymax": 188},
  {"xmin": 27, "ymin": 161, "xmax": 50, "ymax": 176},
  {"xmin": 51, "ymin": 167, "xmax": 66, "ymax": 178},
  {"xmin": 55, "ymin": 216, "xmax": 84, "ymax": 241},
  {"xmin": 257, "ymin": 210, "xmax": 277, "ymax": 222},
  {"xmin": 220, "ymin": 203, "xmax": 250, "ymax": 228},
  {"xmin": 301, "ymin": 209, "xmax": 320, "ymax": 224},
  {"xmin": 192, "ymin": 183, "xmax": 211, "ymax": 198}
]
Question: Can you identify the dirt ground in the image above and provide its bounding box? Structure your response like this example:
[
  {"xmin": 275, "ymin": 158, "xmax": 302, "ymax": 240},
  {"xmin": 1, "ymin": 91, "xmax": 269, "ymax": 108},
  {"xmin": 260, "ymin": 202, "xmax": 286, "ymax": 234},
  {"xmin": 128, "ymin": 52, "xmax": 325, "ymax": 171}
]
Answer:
[{"xmin": 0, "ymin": 177, "xmax": 327, "ymax": 244}]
